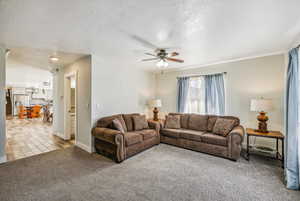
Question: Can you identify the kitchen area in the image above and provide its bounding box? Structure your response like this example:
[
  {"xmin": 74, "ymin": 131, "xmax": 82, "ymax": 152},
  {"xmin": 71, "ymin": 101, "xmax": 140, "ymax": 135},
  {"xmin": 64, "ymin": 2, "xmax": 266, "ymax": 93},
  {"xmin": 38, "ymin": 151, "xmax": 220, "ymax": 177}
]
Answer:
[
  {"xmin": 4, "ymin": 82, "xmax": 64, "ymax": 161},
  {"xmin": 4, "ymin": 48, "xmax": 75, "ymax": 162},
  {"xmin": 6, "ymin": 85, "xmax": 53, "ymax": 119}
]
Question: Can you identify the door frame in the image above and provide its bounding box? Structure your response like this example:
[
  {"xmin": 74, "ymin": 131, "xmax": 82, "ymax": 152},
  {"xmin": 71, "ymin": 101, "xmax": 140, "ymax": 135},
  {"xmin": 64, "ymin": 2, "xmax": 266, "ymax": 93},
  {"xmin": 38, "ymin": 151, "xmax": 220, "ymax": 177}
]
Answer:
[
  {"xmin": 0, "ymin": 47, "xmax": 7, "ymax": 163},
  {"xmin": 63, "ymin": 71, "xmax": 78, "ymax": 143}
]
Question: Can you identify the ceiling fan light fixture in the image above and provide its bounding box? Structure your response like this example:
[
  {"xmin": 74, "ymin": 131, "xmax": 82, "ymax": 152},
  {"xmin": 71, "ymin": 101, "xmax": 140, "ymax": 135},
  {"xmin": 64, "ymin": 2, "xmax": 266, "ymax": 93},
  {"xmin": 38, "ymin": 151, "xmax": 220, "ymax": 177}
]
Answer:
[{"xmin": 156, "ymin": 59, "xmax": 168, "ymax": 68}]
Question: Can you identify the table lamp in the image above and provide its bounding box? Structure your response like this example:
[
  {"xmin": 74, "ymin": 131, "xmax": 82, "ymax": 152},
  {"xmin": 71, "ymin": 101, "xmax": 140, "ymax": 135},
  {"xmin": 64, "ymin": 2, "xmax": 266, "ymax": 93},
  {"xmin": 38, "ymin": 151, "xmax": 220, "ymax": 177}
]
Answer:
[
  {"xmin": 149, "ymin": 99, "xmax": 162, "ymax": 121},
  {"xmin": 250, "ymin": 98, "xmax": 273, "ymax": 133}
]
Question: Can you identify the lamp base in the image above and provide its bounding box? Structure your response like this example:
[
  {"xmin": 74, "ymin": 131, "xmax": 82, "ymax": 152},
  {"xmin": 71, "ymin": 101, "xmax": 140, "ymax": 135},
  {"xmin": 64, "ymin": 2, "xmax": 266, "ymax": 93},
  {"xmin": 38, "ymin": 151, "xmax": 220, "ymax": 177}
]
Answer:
[
  {"xmin": 153, "ymin": 107, "xmax": 159, "ymax": 121},
  {"xmin": 256, "ymin": 112, "xmax": 269, "ymax": 133}
]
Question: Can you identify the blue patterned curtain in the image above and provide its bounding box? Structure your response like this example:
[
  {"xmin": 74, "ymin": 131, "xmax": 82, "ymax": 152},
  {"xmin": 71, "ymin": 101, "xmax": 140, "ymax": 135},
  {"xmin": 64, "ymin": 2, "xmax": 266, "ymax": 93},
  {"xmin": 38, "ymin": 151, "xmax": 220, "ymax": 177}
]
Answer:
[
  {"xmin": 177, "ymin": 77, "xmax": 190, "ymax": 113},
  {"xmin": 285, "ymin": 47, "xmax": 300, "ymax": 190},
  {"xmin": 204, "ymin": 73, "xmax": 225, "ymax": 115}
]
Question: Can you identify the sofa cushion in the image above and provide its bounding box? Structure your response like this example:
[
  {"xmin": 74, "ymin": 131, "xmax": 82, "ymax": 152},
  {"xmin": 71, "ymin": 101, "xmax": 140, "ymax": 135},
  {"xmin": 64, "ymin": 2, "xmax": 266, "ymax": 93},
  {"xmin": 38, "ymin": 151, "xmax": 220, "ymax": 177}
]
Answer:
[
  {"xmin": 161, "ymin": 128, "xmax": 181, "ymax": 138},
  {"xmin": 123, "ymin": 113, "xmax": 140, "ymax": 131},
  {"xmin": 132, "ymin": 115, "xmax": 149, "ymax": 131},
  {"xmin": 138, "ymin": 129, "xmax": 157, "ymax": 140},
  {"xmin": 213, "ymin": 118, "xmax": 236, "ymax": 136},
  {"xmin": 169, "ymin": 113, "xmax": 190, "ymax": 129},
  {"xmin": 97, "ymin": 114, "xmax": 127, "ymax": 132},
  {"xmin": 201, "ymin": 133, "xmax": 228, "ymax": 146},
  {"xmin": 124, "ymin": 132, "xmax": 143, "ymax": 146},
  {"xmin": 180, "ymin": 114, "xmax": 190, "ymax": 129},
  {"xmin": 188, "ymin": 114, "xmax": 208, "ymax": 131},
  {"xmin": 112, "ymin": 119, "xmax": 125, "ymax": 133},
  {"xmin": 180, "ymin": 129, "xmax": 205, "ymax": 142},
  {"xmin": 165, "ymin": 115, "xmax": 181, "ymax": 129}
]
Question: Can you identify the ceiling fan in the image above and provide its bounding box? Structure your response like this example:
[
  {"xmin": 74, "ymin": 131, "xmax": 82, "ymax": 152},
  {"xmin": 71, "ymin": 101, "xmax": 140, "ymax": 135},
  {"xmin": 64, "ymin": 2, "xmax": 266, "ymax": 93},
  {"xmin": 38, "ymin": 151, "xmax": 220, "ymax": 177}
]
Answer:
[
  {"xmin": 142, "ymin": 48, "xmax": 184, "ymax": 68},
  {"xmin": 127, "ymin": 34, "xmax": 184, "ymax": 68}
]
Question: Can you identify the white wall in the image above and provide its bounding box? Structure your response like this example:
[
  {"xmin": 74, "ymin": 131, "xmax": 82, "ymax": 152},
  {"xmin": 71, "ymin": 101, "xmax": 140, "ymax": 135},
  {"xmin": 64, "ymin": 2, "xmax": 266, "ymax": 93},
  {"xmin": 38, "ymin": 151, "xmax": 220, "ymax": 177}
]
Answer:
[
  {"xmin": 91, "ymin": 56, "xmax": 155, "ymax": 124},
  {"xmin": 0, "ymin": 45, "xmax": 6, "ymax": 163},
  {"xmin": 6, "ymin": 59, "xmax": 52, "ymax": 88},
  {"xmin": 53, "ymin": 55, "xmax": 155, "ymax": 152},
  {"xmin": 65, "ymin": 56, "xmax": 92, "ymax": 151},
  {"xmin": 155, "ymin": 54, "xmax": 285, "ymax": 148},
  {"xmin": 53, "ymin": 56, "xmax": 92, "ymax": 152},
  {"xmin": 52, "ymin": 65, "xmax": 65, "ymax": 136}
]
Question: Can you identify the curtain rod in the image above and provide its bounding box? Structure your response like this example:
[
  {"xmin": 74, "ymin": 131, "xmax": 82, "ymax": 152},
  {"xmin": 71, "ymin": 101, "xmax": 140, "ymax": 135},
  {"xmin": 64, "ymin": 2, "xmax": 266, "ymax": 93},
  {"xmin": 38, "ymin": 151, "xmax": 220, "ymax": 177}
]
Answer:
[{"xmin": 177, "ymin": 72, "xmax": 227, "ymax": 79}]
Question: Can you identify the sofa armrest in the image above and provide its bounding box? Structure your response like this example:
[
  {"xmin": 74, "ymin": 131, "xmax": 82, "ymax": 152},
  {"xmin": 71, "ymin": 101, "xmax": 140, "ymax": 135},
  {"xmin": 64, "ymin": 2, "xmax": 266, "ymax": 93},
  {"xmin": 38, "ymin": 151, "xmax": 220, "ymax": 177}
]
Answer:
[
  {"xmin": 148, "ymin": 120, "xmax": 160, "ymax": 135},
  {"xmin": 228, "ymin": 125, "xmax": 244, "ymax": 142},
  {"xmin": 227, "ymin": 125, "xmax": 245, "ymax": 160},
  {"xmin": 92, "ymin": 127, "xmax": 123, "ymax": 145},
  {"xmin": 92, "ymin": 127, "xmax": 125, "ymax": 162}
]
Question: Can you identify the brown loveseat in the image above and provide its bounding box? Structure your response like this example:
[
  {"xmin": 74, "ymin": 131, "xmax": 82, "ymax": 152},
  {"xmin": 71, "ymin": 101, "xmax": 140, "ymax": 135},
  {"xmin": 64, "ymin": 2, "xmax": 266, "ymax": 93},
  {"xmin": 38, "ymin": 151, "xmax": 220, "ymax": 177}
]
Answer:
[
  {"xmin": 160, "ymin": 113, "xmax": 245, "ymax": 161},
  {"xmin": 92, "ymin": 113, "xmax": 160, "ymax": 162}
]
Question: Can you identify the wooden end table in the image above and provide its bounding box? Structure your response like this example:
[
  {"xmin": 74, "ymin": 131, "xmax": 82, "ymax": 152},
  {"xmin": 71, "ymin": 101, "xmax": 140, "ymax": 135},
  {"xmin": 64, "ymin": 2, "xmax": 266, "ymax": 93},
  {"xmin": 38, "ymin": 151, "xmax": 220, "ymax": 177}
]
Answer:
[
  {"xmin": 246, "ymin": 128, "xmax": 284, "ymax": 168},
  {"xmin": 148, "ymin": 119, "xmax": 164, "ymax": 127}
]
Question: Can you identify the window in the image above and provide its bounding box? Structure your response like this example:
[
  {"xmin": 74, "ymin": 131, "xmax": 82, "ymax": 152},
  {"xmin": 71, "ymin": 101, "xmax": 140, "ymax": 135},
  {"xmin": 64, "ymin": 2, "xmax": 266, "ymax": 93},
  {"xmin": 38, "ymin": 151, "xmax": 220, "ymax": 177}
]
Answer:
[
  {"xmin": 178, "ymin": 73, "xmax": 225, "ymax": 115},
  {"xmin": 185, "ymin": 77, "xmax": 205, "ymax": 114}
]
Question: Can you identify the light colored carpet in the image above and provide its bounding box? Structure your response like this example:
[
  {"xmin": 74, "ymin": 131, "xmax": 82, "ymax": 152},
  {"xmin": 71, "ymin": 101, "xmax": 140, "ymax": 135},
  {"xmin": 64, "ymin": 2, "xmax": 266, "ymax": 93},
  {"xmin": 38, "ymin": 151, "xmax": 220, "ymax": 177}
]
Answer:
[{"xmin": 0, "ymin": 144, "xmax": 299, "ymax": 201}]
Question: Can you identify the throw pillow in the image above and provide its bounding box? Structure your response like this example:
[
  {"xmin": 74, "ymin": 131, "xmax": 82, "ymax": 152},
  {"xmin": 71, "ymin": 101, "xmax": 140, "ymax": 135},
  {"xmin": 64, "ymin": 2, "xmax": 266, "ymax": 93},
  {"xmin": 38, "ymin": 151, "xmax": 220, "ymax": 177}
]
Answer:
[
  {"xmin": 207, "ymin": 116, "xmax": 218, "ymax": 132},
  {"xmin": 165, "ymin": 115, "xmax": 181, "ymax": 129},
  {"xmin": 112, "ymin": 118, "xmax": 125, "ymax": 133},
  {"xmin": 168, "ymin": 113, "xmax": 189, "ymax": 128},
  {"xmin": 212, "ymin": 118, "xmax": 236, "ymax": 136},
  {"xmin": 132, "ymin": 115, "xmax": 149, "ymax": 131},
  {"xmin": 188, "ymin": 114, "xmax": 208, "ymax": 131}
]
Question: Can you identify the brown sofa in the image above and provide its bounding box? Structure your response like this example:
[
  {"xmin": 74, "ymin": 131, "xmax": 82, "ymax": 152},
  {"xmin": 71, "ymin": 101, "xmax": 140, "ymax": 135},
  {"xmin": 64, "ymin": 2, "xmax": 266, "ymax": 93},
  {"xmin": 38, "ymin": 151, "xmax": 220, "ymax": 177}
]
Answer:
[
  {"xmin": 160, "ymin": 113, "xmax": 245, "ymax": 161},
  {"xmin": 92, "ymin": 113, "xmax": 160, "ymax": 162},
  {"xmin": 92, "ymin": 113, "xmax": 244, "ymax": 162}
]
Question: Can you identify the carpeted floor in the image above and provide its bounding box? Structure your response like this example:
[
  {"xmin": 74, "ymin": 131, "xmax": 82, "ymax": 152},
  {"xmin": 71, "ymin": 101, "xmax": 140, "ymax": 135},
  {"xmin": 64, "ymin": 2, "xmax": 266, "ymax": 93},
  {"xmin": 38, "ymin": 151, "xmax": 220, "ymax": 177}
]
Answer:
[{"xmin": 0, "ymin": 144, "xmax": 299, "ymax": 201}]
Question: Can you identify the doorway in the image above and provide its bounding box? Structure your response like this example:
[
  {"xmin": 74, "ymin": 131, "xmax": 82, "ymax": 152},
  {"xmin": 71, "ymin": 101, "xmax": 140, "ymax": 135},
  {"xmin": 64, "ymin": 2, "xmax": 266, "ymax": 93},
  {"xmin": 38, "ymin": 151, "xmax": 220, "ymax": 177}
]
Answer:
[
  {"xmin": 64, "ymin": 72, "xmax": 77, "ymax": 144},
  {"xmin": 2, "ymin": 48, "xmax": 84, "ymax": 162}
]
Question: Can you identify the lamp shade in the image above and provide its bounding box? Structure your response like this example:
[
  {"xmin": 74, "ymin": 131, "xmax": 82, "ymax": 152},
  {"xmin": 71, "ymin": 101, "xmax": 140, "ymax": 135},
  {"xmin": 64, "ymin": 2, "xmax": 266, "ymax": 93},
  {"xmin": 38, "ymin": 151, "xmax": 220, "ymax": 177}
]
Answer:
[
  {"xmin": 250, "ymin": 99, "xmax": 273, "ymax": 112},
  {"xmin": 149, "ymin": 99, "xmax": 162, "ymax": 108}
]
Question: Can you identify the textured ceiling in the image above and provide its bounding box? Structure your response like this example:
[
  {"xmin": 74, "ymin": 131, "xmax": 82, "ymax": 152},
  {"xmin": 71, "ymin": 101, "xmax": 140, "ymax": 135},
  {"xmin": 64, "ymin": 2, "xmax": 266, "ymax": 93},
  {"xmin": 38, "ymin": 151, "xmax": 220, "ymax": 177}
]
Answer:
[
  {"xmin": 7, "ymin": 47, "xmax": 85, "ymax": 71},
  {"xmin": 1, "ymin": 0, "xmax": 300, "ymax": 71}
]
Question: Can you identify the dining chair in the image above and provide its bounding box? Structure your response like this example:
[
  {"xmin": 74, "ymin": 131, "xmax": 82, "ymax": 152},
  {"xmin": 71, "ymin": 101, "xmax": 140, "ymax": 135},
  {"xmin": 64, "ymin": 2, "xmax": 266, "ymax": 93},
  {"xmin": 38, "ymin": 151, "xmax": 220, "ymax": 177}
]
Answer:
[
  {"xmin": 31, "ymin": 105, "xmax": 42, "ymax": 118},
  {"xmin": 18, "ymin": 105, "xmax": 27, "ymax": 119}
]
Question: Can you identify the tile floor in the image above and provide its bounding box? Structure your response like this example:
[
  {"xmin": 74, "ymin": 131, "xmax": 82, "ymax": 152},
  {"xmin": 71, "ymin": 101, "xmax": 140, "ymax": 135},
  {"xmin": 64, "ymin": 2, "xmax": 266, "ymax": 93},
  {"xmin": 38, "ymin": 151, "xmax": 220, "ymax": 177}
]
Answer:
[{"xmin": 5, "ymin": 117, "xmax": 74, "ymax": 161}]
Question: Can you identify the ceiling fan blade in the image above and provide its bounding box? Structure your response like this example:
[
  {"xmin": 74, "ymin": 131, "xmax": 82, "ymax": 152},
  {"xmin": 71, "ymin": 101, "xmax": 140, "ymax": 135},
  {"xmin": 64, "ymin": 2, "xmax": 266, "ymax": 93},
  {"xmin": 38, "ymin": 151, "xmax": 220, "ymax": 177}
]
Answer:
[
  {"xmin": 166, "ymin": 57, "xmax": 184, "ymax": 63},
  {"xmin": 145, "ymin": 53, "xmax": 157, "ymax": 57},
  {"xmin": 141, "ymin": 58, "xmax": 159, "ymax": 61},
  {"xmin": 169, "ymin": 52, "xmax": 179, "ymax": 57},
  {"xmin": 129, "ymin": 34, "xmax": 158, "ymax": 49}
]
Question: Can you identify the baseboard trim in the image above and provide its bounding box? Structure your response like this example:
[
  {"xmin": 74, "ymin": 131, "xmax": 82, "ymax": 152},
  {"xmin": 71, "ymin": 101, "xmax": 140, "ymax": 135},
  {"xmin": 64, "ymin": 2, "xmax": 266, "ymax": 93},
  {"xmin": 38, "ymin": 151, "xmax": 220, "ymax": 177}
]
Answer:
[
  {"xmin": 0, "ymin": 155, "xmax": 7, "ymax": 164},
  {"xmin": 54, "ymin": 132, "xmax": 69, "ymax": 140},
  {"xmin": 75, "ymin": 141, "xmax": 92, "ymax": 153}
]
